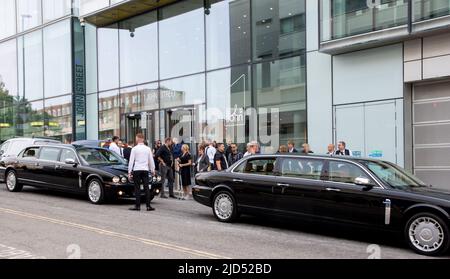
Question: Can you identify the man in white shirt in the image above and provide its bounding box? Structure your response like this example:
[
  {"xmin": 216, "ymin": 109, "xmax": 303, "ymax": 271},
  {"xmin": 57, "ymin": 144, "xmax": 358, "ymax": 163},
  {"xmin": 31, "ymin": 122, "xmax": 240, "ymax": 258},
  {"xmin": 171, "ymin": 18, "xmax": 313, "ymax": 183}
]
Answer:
[
  {"xmin": 128, "ymin": 133, "xmax": 156, "ymax": 211},
  {"xmin": 205, "ymin": 141, "xmax": 216, "ymax": 168},
  {"xmin": 109, "ymin": 136, "xmax": 123, "ymax": 157}
]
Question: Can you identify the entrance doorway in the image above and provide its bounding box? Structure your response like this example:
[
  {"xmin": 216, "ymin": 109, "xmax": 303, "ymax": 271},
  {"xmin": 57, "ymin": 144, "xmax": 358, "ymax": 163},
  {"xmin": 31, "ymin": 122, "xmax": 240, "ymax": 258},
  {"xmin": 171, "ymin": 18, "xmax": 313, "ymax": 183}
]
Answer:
[
  {"xmin": 166, "ymin": 107, "xmax": 197, "ymax": 157},
  {"xmin": 124, "ymin": 111, "xmax": 158, "ymax": 145}
]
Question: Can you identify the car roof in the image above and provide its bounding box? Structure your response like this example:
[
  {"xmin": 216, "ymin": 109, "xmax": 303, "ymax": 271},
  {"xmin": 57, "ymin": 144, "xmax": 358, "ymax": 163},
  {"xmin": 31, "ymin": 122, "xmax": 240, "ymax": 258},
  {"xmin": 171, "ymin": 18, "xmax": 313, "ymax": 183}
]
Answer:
[
  {"xmin": 243, "ymin": 153, "xmax": 389, "ymax": 165},
  {"xmin": 5, "ymin": 137, "xmax": 60, "ymax": 143}
]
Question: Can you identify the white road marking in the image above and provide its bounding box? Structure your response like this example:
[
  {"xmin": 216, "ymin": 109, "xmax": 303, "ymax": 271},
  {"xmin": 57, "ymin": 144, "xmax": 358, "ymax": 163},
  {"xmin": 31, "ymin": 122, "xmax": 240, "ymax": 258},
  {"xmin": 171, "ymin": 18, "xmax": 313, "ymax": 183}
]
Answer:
[
  {"xmin": 0, "ymin": 243, "xmax": 45, "ymax": 259},
  {"xmin": 0, "ymin": 207, "xmax": 230, "ymax": 259}
]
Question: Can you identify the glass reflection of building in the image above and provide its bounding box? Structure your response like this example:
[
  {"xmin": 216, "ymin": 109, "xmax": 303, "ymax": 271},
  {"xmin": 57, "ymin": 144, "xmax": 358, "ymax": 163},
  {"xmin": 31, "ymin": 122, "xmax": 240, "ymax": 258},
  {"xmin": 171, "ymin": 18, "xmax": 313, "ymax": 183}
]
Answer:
[{"xmin": 92, "ymin": 0, "xmax": 307, "ymax": 151}]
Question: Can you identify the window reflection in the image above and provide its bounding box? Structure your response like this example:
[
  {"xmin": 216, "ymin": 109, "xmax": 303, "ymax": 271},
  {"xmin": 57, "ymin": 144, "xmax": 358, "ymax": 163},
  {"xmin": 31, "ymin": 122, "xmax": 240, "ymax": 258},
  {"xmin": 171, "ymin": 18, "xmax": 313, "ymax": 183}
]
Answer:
[
  {"xmin": 18, "ymin": 30, "xmax": 44, "ymax": 102},
  {"xmin": 79, "ymin": 0, "xmax": 110, "ymax": 16},
  {"xmin": 159, "ymin": 0, "xmax": 205, "ymax": 79},
  {"xmin": 99, "ymin": 90, "xmax": 120, "ymax": 139},
  {"xmin": 159, "ymin": 74, "xmax": 206, "ymax": 109},
  {"xmin": 44, "ymin": 19, "xmax": 72, "ymax": 98},
  {"xmin": 206, "ymin": 0, "xmax": 251, "ymax": 70},
  {"xmin": 0, "ymin": 0, "xmax": 16, "ymax": 40},
  {"xmin": 254, "ymin": 56, "xmax": 307, "ymax": 147},
  {"xmin": 206, "ymin": 66, "xmax": 251, "ymax": 143},
  {"xmin": 252, "ymin": 0, "xmax": 306, "ymax": 61},
  {"xmin": 120, "ymin": 82, "xmax": 159, "ymax": 114},
  {"xmin": 0, "ymin": 39, "xmax": 18, "ymax": 97},
  {"xmin": 414, "ymin": 0, "xmax": 450, "ymax": 22},
  {"xmin": 119, "ymin": 12, "xmax": 158, "ymax": 87},
  {"xmin": 17, "ymin": 0, "xmax": 42, "ymax": 32},
  {"xmin": 19, "ymin": 100, "xmax": 45, "ymax": 138},
  {"xmin": 43, "ymin": 0, "xmax": 72, "ymax": 23},
  {"xmin": 44, "ymin": 95, "xmax": 73, "ymax": 143},
  {"xmin": 98, "ymin": 24, "xmax": 119, "ymax": 91}
]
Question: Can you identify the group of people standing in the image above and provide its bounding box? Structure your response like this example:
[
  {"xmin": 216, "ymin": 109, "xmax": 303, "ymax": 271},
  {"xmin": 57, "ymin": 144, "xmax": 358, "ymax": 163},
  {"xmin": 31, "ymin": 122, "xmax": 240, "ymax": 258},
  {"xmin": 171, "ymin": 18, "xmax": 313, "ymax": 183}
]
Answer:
[{"xmin": 108, "ymin": 133, "xmax": 354, "ymax": 211}]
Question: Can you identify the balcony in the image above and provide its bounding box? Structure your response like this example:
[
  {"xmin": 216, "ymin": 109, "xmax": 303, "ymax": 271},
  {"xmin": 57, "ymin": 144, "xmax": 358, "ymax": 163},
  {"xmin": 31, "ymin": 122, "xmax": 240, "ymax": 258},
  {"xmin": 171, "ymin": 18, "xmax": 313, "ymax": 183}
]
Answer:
[{"xmin": 320, "ymin": 0, "xmax": 450, "ymax": 54}]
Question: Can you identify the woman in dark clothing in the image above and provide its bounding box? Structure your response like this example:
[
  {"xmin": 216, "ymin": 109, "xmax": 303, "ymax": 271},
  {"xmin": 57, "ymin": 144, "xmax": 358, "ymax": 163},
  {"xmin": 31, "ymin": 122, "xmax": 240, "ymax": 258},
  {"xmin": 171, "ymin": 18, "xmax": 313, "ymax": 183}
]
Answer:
[{"xmin": 176, "ymin": 144, "xmax": 192, "ymax": 200}]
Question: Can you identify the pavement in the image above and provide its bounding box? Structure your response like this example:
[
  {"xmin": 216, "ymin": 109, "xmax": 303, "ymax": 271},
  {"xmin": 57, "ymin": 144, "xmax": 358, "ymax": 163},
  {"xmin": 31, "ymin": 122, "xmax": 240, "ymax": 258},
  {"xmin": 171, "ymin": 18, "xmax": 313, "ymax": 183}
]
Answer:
[{"xmin": 0, "ymin": 184, "xmax": 447, "ymax": 259}]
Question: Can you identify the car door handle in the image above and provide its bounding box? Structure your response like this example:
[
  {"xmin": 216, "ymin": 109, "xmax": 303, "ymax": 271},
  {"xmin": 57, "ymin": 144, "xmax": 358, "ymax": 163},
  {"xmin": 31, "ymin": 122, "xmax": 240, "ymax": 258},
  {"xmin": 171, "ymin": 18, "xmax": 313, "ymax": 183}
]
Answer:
[
  {"xmin": 233, "ymin": 179, "xmax": 244, "ymax": 183},
  {"xmin": 55, "ymin": 165, "xmax": 61, "ymax": 169},
  {"xmin": 34, "ymin": 163, "xmax": 40, "ymax": 166},
  {"xmin": 326, "ymin": 187, "xmax": 341, "ymax": 192},
  {"xmin": 277, "ymin": 183, "xmax": 290, "ymax": 187}
]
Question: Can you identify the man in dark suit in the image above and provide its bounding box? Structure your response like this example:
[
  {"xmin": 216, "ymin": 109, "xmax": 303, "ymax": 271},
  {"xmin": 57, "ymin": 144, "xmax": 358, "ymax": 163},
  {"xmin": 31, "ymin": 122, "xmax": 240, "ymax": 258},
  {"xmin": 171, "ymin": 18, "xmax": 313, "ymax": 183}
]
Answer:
[
  {"xmin": 288, "ymin": 140, "xmax": 298, "ymax": 153},
  {"xmin": 335, "ymin": 141, "xmax": 352, "ymax": 156},
  {"xmin": 122, "ymin": 142, "xmax": 133, "ymax": 161}
]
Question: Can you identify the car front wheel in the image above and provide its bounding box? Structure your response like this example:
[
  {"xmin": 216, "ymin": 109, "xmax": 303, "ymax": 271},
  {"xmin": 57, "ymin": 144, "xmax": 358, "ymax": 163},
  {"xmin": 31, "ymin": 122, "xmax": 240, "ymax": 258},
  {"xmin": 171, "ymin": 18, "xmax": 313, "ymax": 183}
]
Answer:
[
  {"xmin": 405, "ymin": 212, "xmax": 450, "ymax": 256},
  {"xmin": 5, "ymin": 170, "xmax": 23, "ymax": 192},
  {"xmin": 87, "ymin": 179, "xmax": 105, "ymax": 205},
  {"xmin": 212, "ymin": 191, "xmax": 238, "ymax": 223}
]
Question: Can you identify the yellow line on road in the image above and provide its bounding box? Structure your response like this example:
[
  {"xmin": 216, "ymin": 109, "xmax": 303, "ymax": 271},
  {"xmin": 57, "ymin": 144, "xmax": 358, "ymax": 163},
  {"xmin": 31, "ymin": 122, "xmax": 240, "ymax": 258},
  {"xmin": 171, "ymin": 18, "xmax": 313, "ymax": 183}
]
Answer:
[{"xmin": 0, "ymin": 207, "xmax": 231, "ymax": 259}]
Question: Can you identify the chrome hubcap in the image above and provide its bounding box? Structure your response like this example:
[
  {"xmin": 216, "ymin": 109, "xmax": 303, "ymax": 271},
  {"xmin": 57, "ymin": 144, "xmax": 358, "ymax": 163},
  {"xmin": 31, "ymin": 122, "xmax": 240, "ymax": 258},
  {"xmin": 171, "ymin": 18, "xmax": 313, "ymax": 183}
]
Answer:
[
  {"xmin": 409, "ymin": 216, "xmax": 444, "ymax": 253},
  {"xmin": 214, "ymin": 194, "xmax": 233, "ymax": 220},
  {"xmin": 6, "ymin": 172, "xmax": 16, "ymax": 190},
  {"xmin": 88, "ymin": 181, "xmax": 101, "ymax": 203}
]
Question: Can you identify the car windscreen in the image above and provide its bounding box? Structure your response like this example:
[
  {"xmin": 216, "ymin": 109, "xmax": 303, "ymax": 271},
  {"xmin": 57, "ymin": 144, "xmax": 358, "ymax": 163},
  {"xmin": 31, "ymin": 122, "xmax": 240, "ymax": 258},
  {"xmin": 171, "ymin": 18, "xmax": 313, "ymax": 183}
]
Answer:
[
  {"xmin": 361, "ymin": 161, "xmax": 427, "ymax": 189},
  {"xmin": 77, "ymin": 148, "xmax": 125, "ymax": 165}
]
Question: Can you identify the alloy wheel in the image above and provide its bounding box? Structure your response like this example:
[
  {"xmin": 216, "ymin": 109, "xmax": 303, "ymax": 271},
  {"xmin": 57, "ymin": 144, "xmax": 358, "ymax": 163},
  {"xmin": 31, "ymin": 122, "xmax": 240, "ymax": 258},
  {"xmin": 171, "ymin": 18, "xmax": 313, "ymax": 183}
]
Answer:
[
  {"xmin": 88, "ymin": 180, "xmax": 102, "ymax": 204},
  {"xmin": 6, "ymin": 171, "xmax": 17, "ymax": 191},
  {"xmin": 409, "ymin": 216, "xmax": 444, "ymax": 253},
  {"xmin": 214, "ymin": 193, "xmax": 234, "ymax": 221}
]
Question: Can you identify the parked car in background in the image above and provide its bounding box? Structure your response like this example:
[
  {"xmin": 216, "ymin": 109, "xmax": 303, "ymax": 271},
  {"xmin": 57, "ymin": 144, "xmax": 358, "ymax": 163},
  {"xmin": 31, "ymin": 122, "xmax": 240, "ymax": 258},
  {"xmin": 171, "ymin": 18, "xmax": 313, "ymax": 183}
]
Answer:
[
  {"xmin": 0, "ymin": 137, "xmax": 60, "ymax": 160},
  {"xmin": 0, "ymin": 144, "xmax": 162, "ymax": 204},
  {"xmin": 71, "ymin": 140, "xmax": 111, "ymax": 149},
  {"xmin": 193, "ymin": 154, "xmax": 450, "ymax": 256}
]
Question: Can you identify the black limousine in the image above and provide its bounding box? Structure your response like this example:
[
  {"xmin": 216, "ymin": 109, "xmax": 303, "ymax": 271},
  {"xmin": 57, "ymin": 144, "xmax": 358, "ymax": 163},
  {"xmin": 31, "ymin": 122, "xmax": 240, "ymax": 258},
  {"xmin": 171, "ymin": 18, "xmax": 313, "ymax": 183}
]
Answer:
[
  {"xmin": 0, "ymin": 144, "xmax": 162, "ymax": 204},
  {"xmin": 193, "ymin": 154, "xmax": 450, "ymax": 256}
]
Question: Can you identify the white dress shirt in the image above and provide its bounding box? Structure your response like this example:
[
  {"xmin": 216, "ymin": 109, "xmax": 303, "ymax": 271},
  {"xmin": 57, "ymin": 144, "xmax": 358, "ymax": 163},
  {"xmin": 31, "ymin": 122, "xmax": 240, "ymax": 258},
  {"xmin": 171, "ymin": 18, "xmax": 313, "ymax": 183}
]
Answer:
[
  {"xmin": 109, "ymin": 142, "xmax": 122, "ymax": 156},
  {"xmin": 206, "ymin": 146, "xmax": 216, "ymax": 164},
  {"xmin": 128, "ymin": 143, "xmax": 155, "ymax": 173}
]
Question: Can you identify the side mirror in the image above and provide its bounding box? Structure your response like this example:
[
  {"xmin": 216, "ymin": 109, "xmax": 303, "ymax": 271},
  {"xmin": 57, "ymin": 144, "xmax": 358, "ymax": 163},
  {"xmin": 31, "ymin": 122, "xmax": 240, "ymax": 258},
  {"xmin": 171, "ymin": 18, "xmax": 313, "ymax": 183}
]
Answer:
[
  {"xmin": 65, "ymin": 158, "xmax": 77, "ymax": 166},
  {"xmin": 354, "ymin": 177, "xmax": 374, "ymax": 190}
]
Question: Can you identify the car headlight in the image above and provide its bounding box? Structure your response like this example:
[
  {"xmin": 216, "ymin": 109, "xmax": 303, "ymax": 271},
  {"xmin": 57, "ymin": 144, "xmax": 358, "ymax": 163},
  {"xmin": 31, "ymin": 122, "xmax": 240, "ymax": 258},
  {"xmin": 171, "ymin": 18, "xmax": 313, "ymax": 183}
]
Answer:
[
  {"xmin": 120, "ymin": 176, "xmax": 127, "ymax": 184},
  {"xmin": 112, "ymin": 176, "xmax": 120, "ymax": 183}
]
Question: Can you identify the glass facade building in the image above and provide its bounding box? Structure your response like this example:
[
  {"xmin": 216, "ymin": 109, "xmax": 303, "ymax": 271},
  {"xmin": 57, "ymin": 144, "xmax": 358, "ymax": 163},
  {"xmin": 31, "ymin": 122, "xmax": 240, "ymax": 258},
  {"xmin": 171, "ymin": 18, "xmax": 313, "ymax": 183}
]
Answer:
[{"xmin": 2, "ymin": 0, "xmax": 450, "ymax": 189}]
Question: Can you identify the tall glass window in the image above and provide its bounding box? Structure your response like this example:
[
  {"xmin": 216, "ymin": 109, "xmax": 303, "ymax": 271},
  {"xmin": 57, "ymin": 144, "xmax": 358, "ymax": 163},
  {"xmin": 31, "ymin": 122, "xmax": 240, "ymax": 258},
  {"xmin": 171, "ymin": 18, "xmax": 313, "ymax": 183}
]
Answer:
[
  {"xmin": 252, "ymin": 0, "xmax": 306, "ymax": 62},
  {"xmin": 43, "ymin": 0, "xmax": 72, "ymax": 23},
  {"xmin": 254, "ymin": 56, "xmax": 307, "ymax": 147},
  {"xmin": 206, "ymin": 66, "xmax": 251, "ymax": 143},
  {"xmin": 79, "ymin": 0, "xmax": 110, "ymax": 16},
  {"xmin": 119, "ymin": 12, "xmax": 158, "ymax": 87},
  {"xmin": 85, "ymin": 23, "xmax": 98, "ymax": 94},
  {"xmin": 321, "ymin": 0, "xmax": 408, "ymax": 41},
  {"xmin": 98, "ymin": 24, "xmax": 119, "ymax": 91},
  {"xmin": 159, "ymin": 74, "xmax": 206, "ymax": 109},
  {"xmin": 17, "ymin": 0, "xmax": 42, "ymax": 32},
  {"xmin": 0, "ymin": 0, "xmax": 16, "ymax": 40},
  {"xmin": 414, "ymin": 0, "xmax": 450, "ymax": 22},
  {"xmin": 206, "ymin": 0, "xmax": 251, "ymax": 70},
  {"xmin": 44, "ymin": 95, "xmax": 73, "ymax": 143},
  {"xmin": 0, "ymin": 39, "xmax": 17, "ymax": 141},
  {"xmin": 99, "ymin": 90, "xmax": 120, "ymax": 139},
  {"xmin": 120, "ymin": 82, "xmax": 159, "ymax": 114},
  {"xmin": 0, "ymin": 40, "xmax": 18, "ymax": 98},
  {"xmin": 19, "ymin": 100, "xmax": 45, "ymax": 137},
  {"xmin": 18, "ymin": 30, "xmax": 44, "ymax": 102},
  {"xmin": 43, "ymin": 19, "xmax": 72, "ymax": 98},
  {"xmin": 159, "ymin": 0, "xmax": 205, "ymax": 79}
]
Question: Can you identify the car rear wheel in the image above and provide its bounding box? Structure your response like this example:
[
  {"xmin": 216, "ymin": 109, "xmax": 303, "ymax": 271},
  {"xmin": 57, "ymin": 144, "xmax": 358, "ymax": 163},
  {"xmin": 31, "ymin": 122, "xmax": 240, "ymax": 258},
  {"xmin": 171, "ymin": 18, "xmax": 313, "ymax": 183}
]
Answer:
[
  {"xmin": 5, "ymin": 170, "xmax": 23, "ymax": 192},
  {"xmin": 405, "ymin": 212, "xmax": 450, "ymax": 256},
  {"xmin": 212, "ymin": 191, "xmax": 238, "ymax": 223},
  {"xmin": 87, "ymin": 179, "xmax": 105, "ymax": 205}
]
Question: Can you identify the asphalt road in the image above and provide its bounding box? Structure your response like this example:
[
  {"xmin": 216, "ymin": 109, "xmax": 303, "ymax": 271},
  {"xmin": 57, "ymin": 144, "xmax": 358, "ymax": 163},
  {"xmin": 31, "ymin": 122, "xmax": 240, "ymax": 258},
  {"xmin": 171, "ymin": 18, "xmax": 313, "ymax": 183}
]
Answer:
[{"xmin": 0, "ymin": 184, "xmax": 447, "ymax": 259}]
